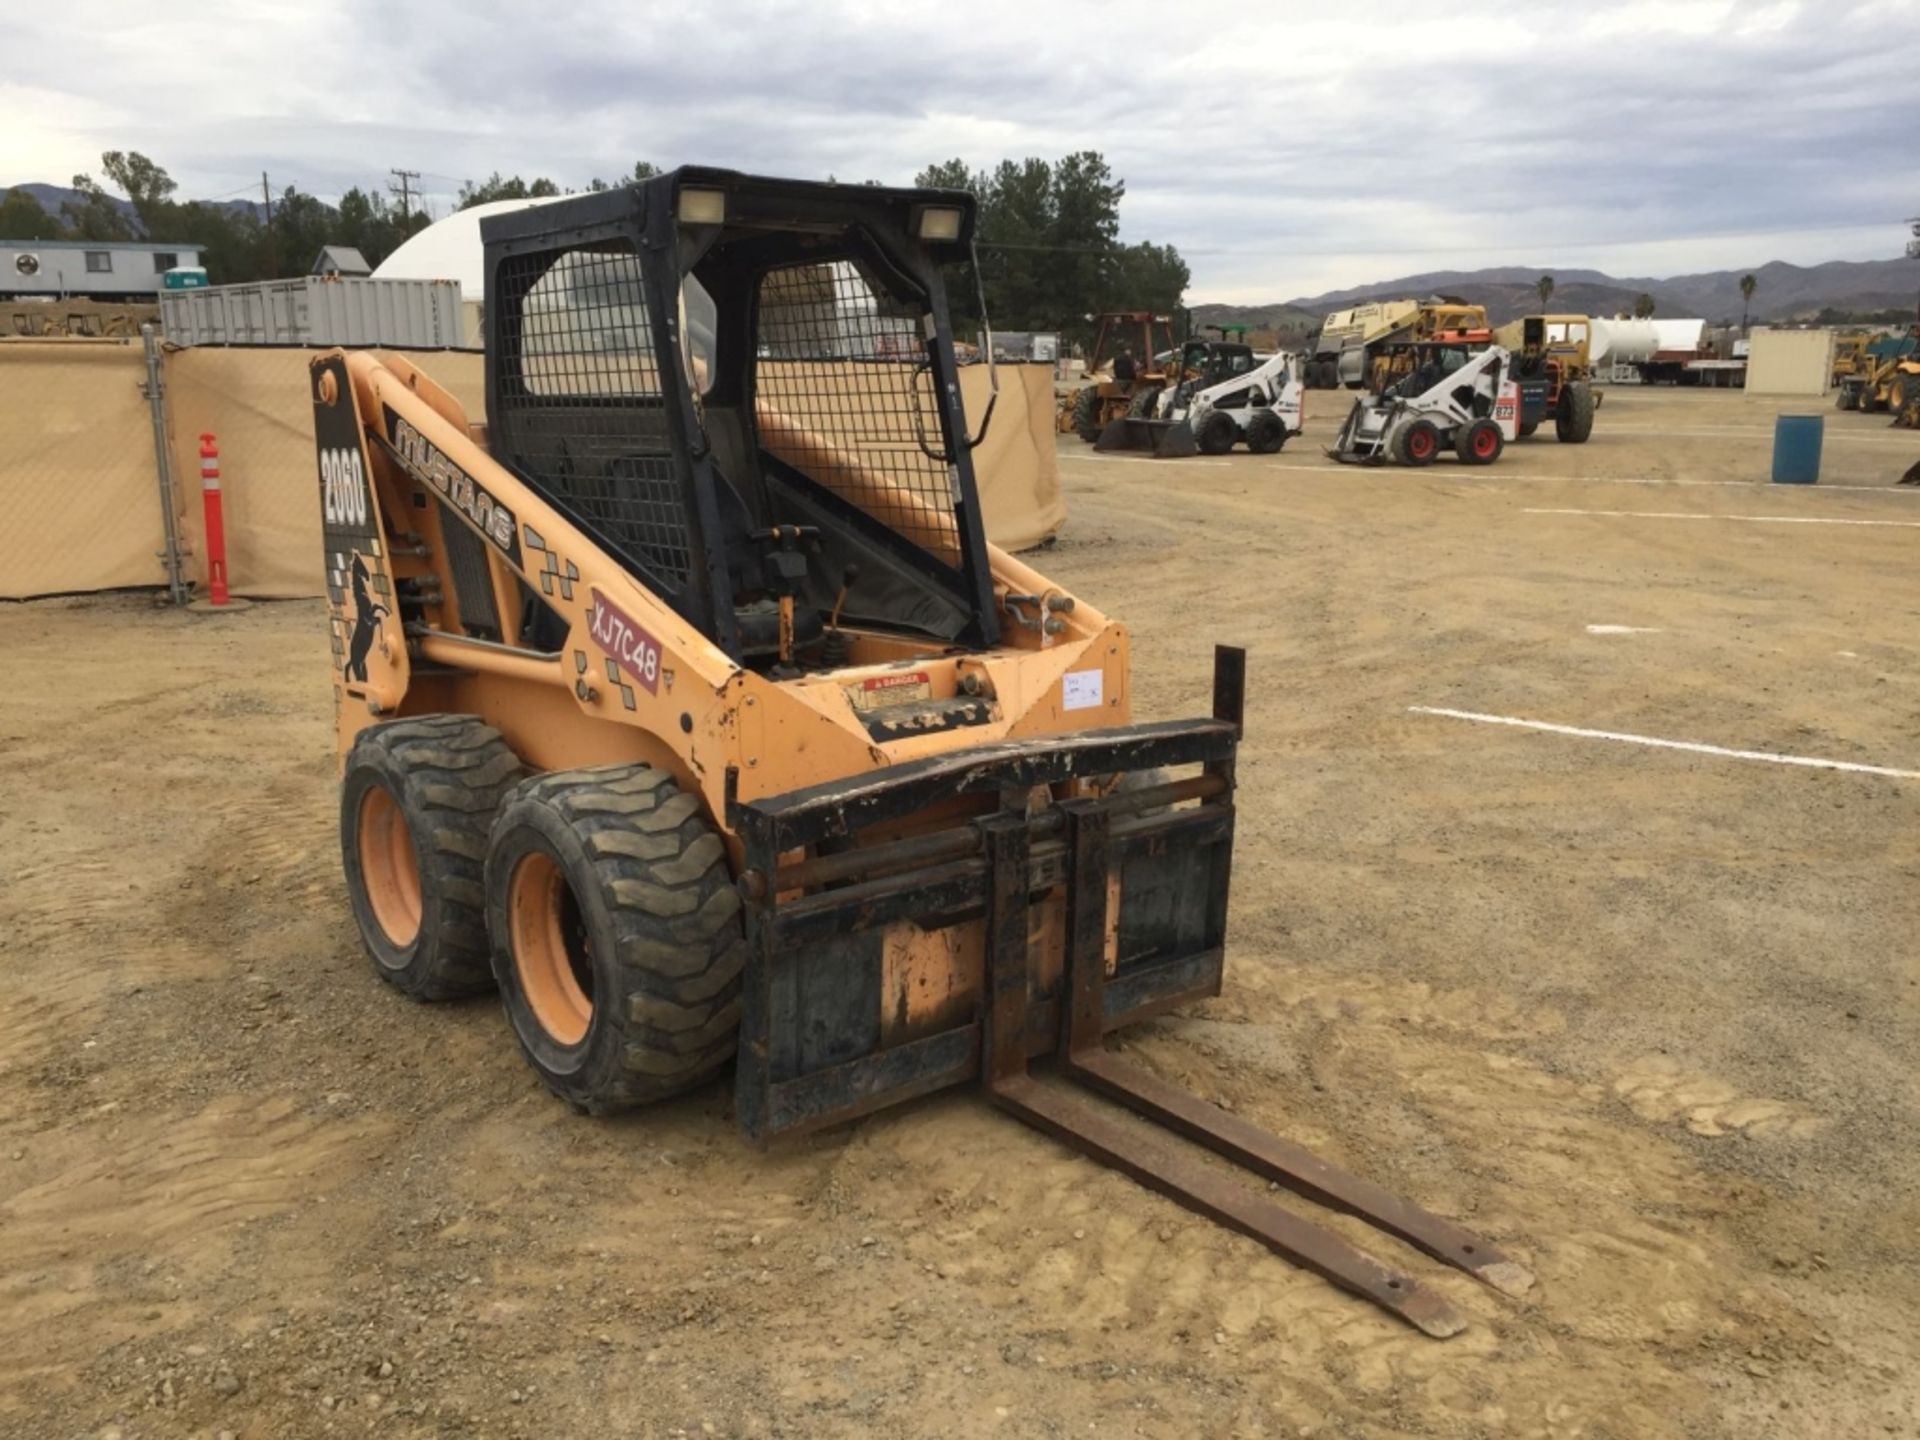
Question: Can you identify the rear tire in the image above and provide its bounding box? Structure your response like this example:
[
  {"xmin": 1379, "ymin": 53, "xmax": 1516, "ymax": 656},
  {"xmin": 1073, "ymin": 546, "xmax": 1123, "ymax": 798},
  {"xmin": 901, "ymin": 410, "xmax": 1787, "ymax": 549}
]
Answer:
[
  {"xmin": 341, "ymin": 715, "xmax": 526, "ymax": 1001},
  {"xmin": 1891, "ymin": 374, "xmax": 1916, "ymax": 421},
  {"xmin": 1072, "ymin": 387, "xmax": 1102, "ymax": 443},
  {"xmin": 1196, "ymin": 410, "xmax": 1238, "ymax": 455},
  {"xmin": 1127, "ymin": 385, "xmax": 1162, "ymax": 419},
  {"xmin": 486, "ymin": 765, "xmax": 745, "ymax": 1113},
  {"xmin": 1835, "ymin": 386, "xmax": 1858, "ymax": 412},
  {"xmin": 1245, "ymin": 410, "xmax": 1287, "ymax": 454},
  {"xmin": 1555, "ymin": 381, "xmax": 1596, "ymax": 444},
  {"xmin": 1396, "ymin": 418, "xmax": 1440, "ymax": 467},
  {"xmin": 1456, "ymin": 418, "xmax": 1504, "ymax": 466},
  {"xmin": 1518, "ymin": 419, "xmax": 1540, "ymax": 439}
]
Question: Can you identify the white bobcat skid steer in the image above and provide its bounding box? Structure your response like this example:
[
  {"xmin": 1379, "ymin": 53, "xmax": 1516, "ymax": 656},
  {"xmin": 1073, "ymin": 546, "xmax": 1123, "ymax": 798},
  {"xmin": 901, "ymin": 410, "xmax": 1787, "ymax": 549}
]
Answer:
[
  {"xmin": 1160, "ymin": 351, "xmax": 1304, "ymax": 455},
  {"xmin": 1328, "ymin": 343, "xmax": 1521, "ymax": 467}
]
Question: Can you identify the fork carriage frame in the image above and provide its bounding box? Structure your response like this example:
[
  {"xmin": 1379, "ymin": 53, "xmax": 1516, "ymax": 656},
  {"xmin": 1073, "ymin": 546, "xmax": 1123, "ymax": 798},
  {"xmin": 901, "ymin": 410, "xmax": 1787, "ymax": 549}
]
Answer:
[{"xmin": 728, "ymin": 647, "xmax": 1532, "ymax": 1335}]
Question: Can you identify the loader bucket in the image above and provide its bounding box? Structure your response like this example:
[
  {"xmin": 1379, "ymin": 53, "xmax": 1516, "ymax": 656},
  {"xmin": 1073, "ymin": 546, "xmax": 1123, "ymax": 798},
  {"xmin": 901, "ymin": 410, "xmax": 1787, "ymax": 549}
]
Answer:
[
  {"xmin": 1094, "ymin": 415, "xmax": 1199, "ymax": 458},
  {"xmin": 726, "ymin": 648, "xmax": 1532, "ymax": 1335}
]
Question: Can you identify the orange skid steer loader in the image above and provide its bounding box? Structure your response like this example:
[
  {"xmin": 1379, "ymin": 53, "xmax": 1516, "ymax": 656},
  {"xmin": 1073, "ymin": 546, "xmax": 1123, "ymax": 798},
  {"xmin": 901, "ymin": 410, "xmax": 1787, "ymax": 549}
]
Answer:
[{"xmin": 314, "ymin": 168, "xmax": 1529, "ymax": 1334}]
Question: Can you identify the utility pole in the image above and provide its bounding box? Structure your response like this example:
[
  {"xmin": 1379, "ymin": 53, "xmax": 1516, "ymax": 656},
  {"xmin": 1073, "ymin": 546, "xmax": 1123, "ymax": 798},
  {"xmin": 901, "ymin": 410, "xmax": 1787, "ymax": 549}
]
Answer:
[
  {"xmin": 389, "ymin": 168, "xmax": 421, "ymax": 224},
  {"xmin": 261, "ymin": 171, "xmax": 276, "ymax": 279},
  {"xmin": 1906, "ymin": 217, "xmax": 1920, "ymax": 326}
]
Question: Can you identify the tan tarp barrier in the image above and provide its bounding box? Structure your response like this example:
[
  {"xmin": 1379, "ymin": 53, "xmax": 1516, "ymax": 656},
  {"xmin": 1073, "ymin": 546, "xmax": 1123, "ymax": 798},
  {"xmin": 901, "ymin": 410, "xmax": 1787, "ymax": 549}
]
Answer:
[
  {"xmin": 6, "ymin": 344, "xmax": 1060, "ymax": 601},
  {"xmin": 1, "ymin": 340, "xmax": 169, "ymax": 598},
  {"xmin": 964, "ymin": 364, "xmax": 1064, "ymax": 552},
  {"xmin": 163, "ymin": 348, "xmax": 486, "ymax": 598}
]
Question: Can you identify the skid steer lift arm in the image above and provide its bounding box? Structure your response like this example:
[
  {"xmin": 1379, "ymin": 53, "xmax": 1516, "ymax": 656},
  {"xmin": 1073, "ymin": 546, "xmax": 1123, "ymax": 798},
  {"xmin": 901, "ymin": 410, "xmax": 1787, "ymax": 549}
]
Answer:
[{"xmin": 730, "ymin": 647, "xmax": 1532, "ymax": 1336}]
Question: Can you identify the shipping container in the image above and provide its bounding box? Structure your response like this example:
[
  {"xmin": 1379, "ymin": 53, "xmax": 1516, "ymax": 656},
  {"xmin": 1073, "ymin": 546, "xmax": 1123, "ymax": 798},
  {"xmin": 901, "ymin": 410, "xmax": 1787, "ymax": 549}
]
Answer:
[{"xmin": 160, "ymin": 276, "xmax": 466, "ymax": 349}]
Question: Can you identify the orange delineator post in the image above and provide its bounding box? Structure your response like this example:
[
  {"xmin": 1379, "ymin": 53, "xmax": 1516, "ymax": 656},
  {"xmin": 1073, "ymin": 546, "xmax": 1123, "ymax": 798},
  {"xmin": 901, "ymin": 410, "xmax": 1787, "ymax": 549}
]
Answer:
[{"xmin": 198, "ymin": 433, "xmax": 231, "ymax": 606}]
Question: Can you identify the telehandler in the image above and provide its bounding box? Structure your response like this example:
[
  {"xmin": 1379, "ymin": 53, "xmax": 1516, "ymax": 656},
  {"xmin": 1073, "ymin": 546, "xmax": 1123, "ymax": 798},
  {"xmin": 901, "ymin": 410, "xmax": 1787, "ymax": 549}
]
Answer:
[
  {"xmin": 313, "ymin": 168, "xmax": 1528, "ymax": 1334},
  {"xmin": 1495, "ymin": 315, "xmax": 1598, "ymax": 442}
]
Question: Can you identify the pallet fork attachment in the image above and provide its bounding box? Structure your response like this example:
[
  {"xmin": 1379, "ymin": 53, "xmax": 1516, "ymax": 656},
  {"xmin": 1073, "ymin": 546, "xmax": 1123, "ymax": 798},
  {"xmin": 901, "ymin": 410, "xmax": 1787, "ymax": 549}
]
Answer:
[
  {"xmin": 731, "ymin": 647, "xmax": 1530, "ymax": 1335},
  {"xmin": 979, "ymin": 649, "xmax": 1530, "ymax": 1336}
]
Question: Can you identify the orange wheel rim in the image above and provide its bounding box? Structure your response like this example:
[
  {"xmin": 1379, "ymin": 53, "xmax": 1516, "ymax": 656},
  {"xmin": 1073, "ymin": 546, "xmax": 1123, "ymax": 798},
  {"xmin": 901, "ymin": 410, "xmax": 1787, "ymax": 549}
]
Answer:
[
  {"xmin": 358, "ymin": 785, "xmax": 422, "ymax": 947},
  {"xmin": 509, "ymin": 852, "xmax": 593, "ymax": 1046}
]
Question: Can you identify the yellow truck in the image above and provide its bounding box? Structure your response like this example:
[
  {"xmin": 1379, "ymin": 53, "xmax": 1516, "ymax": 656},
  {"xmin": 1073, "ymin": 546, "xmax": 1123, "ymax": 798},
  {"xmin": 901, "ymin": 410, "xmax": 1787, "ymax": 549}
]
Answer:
[{"xmin": 1307, "ymin": 299, "xmax": 1492, "ymax": 390}]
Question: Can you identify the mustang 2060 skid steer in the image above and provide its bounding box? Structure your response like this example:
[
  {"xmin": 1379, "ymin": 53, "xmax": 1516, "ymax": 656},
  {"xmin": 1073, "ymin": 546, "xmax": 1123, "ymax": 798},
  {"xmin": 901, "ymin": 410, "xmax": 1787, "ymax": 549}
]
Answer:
[{"xmin": 313, "ymin": 168, "xmax": 1530, "ymax": 1334}]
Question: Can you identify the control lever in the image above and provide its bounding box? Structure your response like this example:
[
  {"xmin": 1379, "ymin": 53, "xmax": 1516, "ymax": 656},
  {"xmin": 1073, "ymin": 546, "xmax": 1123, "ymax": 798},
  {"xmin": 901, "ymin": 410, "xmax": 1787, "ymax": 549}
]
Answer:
[
  {"xmin": 821, "ymin": 563, "xmax": 860, "ymax": 668},
  {"xmin": 749, "ymin": 525, "xmax": 820, "ymax": 667}
]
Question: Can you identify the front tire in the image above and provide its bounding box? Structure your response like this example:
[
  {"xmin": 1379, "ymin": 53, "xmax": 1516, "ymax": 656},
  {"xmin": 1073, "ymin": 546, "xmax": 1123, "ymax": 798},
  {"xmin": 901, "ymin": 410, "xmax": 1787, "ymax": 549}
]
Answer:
[
  {"xmin": 1245, "ymin": 410, "xmax": 1287, "ymax": 454},
  {"xmin": 486, "ymin": 765, "xmax": 745, "ymax": 1113},
  {"xmin": 1196, "ymin": 410, "xmax": 1238, "ymax": 455},
  {"xmin": 341, "ymin": 715, "xmax": 526, "ymax": 1001}
]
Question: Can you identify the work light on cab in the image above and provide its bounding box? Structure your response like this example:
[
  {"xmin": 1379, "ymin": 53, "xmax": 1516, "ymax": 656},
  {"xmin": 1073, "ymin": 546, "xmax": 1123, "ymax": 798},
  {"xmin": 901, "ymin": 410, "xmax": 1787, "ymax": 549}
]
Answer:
[{"xmin": 676, "ymin": 187, "xmax": 726, "ymax": 226}]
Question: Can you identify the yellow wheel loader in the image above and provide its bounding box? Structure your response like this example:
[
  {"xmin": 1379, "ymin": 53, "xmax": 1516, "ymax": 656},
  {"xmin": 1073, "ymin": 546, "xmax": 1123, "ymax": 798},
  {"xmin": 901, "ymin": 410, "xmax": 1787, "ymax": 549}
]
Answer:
[{"xmin": 312, "ymin": 168, "xmax": 1528, "ymax": 1334}]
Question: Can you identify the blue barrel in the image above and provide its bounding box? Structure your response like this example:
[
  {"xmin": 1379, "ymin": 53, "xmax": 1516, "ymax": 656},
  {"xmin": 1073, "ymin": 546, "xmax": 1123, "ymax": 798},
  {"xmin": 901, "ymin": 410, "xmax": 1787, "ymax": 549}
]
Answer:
[{"xmin": 1771, "ymin": 415, "xmax": 1823, "ymax": 484}]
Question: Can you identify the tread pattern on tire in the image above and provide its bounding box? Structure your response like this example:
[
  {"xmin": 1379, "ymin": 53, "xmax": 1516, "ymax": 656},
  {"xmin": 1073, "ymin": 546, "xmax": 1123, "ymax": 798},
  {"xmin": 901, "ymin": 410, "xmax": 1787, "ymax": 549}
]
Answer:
[
  {"xmin": 1245, "ymin": 411, "xmax": 1286, "ymax": 454},
  {"xmin": 1556, "ymin": 381, "xmax": 1596, "ymax": 444},
  {"xmin": 1072, "ymin": 387, "xmax": 1102, "ymax": 442},
  {"xmin": 345, "ymin": 714, "xmax": 525, "ymax": 1000},
  {"xmin": 493, "ymin": 764, "xmax": 745, "ymax": 1108},
  {"xmin": 1197, "ymin": 410, "xmax": 1238, "ymax": 455}
]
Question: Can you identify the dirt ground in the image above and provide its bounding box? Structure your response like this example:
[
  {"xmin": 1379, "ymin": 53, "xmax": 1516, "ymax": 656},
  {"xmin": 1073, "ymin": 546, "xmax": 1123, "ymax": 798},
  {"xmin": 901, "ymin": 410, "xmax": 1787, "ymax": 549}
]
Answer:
[{"xmin": 3, "ymin": 386, "xmax": 1918, "ymax": 1439}]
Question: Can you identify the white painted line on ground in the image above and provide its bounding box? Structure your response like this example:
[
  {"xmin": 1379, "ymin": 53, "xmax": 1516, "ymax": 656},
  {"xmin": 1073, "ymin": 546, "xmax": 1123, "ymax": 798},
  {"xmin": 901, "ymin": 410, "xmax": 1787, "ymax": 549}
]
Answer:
[
  {"xmin": 1585, "ymin": 624, "xmax": 1662, "ymax": 635},
  {"xmin": 1408, "ymin": 706, "xmax": 1920, "ymax": 780},
  {"xmin": 1057, "ymin": 453, "xmax": 1231, "ymax": 467},
  {"xmin": 1523, "ymin": 507, "xmax": 1920, "ymax": 529},
  {"xmin": 1242, "ymin": 462, "xmax": 1920, "ymax": 495},
  {"xmin": 1602, "ymin": 425, "xmax": 1919, "ymax": 447},
  {"xmin": 1057, "ymin": 448, "xmax": 1918, "ymax": 494}
]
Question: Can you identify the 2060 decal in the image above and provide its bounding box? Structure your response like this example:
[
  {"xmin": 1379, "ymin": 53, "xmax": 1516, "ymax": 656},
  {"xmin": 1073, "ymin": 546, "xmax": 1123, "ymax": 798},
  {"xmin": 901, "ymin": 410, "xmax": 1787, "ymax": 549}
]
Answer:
[{"xmin": 320, "ymin": 446, "xmax": 370, "ymax": 527}]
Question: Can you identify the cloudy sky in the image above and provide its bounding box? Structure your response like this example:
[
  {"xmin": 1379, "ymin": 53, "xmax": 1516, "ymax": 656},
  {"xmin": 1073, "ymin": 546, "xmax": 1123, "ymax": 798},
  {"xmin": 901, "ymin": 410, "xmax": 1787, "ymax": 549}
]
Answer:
[{"xmin": 3, "ymin": 0, "xmax": 1914, "ymax": 301}]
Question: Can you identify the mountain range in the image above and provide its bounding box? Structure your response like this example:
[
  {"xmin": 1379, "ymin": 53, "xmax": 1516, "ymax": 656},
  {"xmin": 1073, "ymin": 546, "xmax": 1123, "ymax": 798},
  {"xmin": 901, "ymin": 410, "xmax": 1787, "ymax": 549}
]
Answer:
[
  {"xmin": 1199, "ymin": 258, "xmax": 1918, "ymax": 334},
  {"xmin": 4, "ymin": 181, "xmax": 266, "ymax": 229}
]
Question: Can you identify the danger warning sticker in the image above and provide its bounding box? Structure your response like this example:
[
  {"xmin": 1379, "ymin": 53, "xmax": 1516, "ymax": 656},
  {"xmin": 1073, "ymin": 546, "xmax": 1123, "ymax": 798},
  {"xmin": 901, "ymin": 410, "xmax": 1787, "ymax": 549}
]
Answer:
[{"xmin": 847, "ymin": 671, "xmax": 933, "ymax": 711}]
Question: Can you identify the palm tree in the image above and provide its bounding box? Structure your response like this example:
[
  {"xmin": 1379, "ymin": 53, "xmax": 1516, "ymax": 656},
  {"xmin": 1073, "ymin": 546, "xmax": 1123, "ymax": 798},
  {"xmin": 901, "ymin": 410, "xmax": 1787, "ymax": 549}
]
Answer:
[
  {"xmin": 1633, "ymin": 293, "xmax": 1656, "ymax": 319},
  {"xmin": 1739, "ymin": 273, "xmax": 1758, "ymax": 333},
  {"xmin": 1537, "ymin": 274, "xmax": 1555, "ymax": 309}
]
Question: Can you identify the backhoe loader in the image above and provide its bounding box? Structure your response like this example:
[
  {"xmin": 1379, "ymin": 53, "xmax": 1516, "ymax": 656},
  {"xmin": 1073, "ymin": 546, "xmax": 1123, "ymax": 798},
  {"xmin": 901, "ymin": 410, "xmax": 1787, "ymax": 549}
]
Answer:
[
  {"xmin": 313, "ymin": 168, "xmax": 1528, "ymax": 1335},
  {"xmin": 1057, "ymin": 310, "xmax": 1180, "ymax": 440}
]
